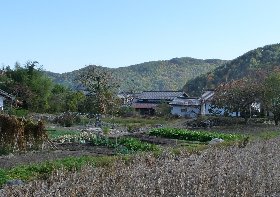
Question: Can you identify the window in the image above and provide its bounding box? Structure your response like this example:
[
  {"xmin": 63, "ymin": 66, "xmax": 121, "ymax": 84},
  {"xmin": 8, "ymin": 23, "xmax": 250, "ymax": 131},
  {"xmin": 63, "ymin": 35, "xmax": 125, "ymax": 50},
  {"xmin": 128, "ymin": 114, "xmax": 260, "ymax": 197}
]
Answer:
[{"xmin": 181, "ymin": 108, "xmax": 188, "ymax": 112}]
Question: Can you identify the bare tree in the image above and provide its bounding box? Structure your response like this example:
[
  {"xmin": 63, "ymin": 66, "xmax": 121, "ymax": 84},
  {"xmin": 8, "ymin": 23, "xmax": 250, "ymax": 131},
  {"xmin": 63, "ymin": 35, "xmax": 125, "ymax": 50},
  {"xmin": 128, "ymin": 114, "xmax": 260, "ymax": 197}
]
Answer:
[{"xmin": 77, "ymin": 66, "xmax": 119, "ymax": 114}]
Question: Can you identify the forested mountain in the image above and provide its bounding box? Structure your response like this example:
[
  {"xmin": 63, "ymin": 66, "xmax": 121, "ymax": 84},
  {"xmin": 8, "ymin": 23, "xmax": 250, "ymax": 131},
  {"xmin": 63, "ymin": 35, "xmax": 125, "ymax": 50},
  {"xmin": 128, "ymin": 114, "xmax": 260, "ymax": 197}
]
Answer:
[
  {"xmin": 45, "ymin": 57, "xmax": 226, "ymax": 92},
  {"xmin": 183, "ymin": 43, "xmax": 280, "ymax": 96}
]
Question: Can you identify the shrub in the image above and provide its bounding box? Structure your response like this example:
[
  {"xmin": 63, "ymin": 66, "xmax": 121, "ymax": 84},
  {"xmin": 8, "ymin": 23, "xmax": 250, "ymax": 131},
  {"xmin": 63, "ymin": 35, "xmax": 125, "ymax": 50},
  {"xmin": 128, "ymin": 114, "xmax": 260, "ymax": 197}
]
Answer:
[
  {"xmin": 53, "ymin": 112, "xmax": 81, "ymax": 127},
  {"xmin": 117, "ymin": 106, "xmax": 135, "ymax": 117},
  {"xmin": 155, "ymin": 102, "xmax": 171, "ymax": 117},
  {"xmin": 8, "ymin": 109, "xmax": 29, "ymax": 117}
]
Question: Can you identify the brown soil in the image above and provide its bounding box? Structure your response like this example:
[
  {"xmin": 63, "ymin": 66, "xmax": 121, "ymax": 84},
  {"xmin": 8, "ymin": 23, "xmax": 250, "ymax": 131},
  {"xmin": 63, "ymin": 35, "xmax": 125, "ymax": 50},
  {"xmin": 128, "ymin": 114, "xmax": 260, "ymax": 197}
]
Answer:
[{"xmin": 126, "ymin": 132, "xmax": 185, "ymax": 146}]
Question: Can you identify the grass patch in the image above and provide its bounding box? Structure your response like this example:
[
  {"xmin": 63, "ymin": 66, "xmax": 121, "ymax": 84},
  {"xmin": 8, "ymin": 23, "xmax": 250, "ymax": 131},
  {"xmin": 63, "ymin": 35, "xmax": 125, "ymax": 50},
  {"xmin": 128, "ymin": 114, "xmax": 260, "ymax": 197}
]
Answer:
[
  {"xmin": 249, "ymin": 130, "xmax": 280, "ymax": 140},
  {"xmin": 257, "ymin": 131, "xmax": 280, "ymax": 140}
]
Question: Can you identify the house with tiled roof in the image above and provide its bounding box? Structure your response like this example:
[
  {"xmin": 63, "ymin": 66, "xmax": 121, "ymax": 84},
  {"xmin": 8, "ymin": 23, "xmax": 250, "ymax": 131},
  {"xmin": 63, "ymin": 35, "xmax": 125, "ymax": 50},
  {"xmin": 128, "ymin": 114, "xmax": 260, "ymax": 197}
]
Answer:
[
  {"xmin": 169, "ymin": 90, "xmax": 215, "ymax": 118},
  {"xmin": 132, "ymin": 91, "xmax": 188, "ymax": 115},
  {"xmin": 169, "ymin": 97, "xmax": 201, "ymax": 118},
  {"xmin": 170, "ymin": 90, "xmax": 240, "ymax": 118},
  {"xmin": 132, "ymin": 89, "xmax": 241, "ymax": 117}
]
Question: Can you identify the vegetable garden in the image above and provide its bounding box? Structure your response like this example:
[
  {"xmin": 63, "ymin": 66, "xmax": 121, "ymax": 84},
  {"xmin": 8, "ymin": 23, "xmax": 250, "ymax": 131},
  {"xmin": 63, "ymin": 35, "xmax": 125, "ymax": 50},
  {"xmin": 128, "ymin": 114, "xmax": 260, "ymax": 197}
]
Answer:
[{"xmin": 0, "ymin": 115, "xmax": 253, "ymax": 191}]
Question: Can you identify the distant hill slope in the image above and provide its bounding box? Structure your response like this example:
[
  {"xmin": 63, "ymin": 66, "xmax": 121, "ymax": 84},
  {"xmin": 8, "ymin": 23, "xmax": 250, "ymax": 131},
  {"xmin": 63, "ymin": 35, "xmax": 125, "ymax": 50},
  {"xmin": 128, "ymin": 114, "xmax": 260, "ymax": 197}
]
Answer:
[
  {"xmin": 183, "ymin": 43, "xmax": 280, "ymax": 96},
  {"xmin": 45, "ymin": 57, "xmax": 226, "ymax": 92}
]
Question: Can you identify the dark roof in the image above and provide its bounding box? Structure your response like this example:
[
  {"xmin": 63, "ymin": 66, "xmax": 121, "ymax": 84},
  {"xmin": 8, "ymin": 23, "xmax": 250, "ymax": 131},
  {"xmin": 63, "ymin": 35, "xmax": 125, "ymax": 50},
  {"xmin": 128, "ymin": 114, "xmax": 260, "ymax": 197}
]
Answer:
[
  {"xmin": 137, "ymin": 91, "xmax": 188, "ymax": 100},
  {"xmin": 131, "ymin": 103, "xmax": 157, "ymax": 109},
  {"xmin": 0, "ymin": 89, "xmax": 15, "ymax": 100},
  {"xmin": 170, "ymin": 97, "xmax": 201, "ymax": 106}
]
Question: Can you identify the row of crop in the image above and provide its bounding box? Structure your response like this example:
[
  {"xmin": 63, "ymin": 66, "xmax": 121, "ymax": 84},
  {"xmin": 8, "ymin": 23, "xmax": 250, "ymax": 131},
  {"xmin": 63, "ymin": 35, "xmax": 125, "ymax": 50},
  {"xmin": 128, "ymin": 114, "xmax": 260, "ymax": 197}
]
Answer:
[
  {"xmin": 50, "ymin": 130, "xmax": 97, "ymax": 144},
  {"xmin": 149, "ymin": 128, "xmax": 242, "ymax": 142},
  {"xmin": 92, "ymin": 136, "xmax": 160, "ymax": 153},
  {"xmin": 48, "ymin": 129, "xmax": 159, "ymax": 154}
]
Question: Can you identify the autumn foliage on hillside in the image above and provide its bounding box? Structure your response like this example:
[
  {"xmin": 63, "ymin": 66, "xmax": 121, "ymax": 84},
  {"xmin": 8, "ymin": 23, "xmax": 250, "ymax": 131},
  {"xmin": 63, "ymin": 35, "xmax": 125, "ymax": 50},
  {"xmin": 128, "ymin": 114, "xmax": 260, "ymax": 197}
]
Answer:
[{"xmin": 185, "ymin": 43, "xmax": 280, "ymax": 96}]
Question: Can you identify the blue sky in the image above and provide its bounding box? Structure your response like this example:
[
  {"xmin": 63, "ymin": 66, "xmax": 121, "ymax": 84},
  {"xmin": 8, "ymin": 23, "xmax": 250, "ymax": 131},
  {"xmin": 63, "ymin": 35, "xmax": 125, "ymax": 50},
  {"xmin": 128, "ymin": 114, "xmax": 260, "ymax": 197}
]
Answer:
[{"xmin": 0, "ymin": 0, "xmax": 279, "ymax": 73}]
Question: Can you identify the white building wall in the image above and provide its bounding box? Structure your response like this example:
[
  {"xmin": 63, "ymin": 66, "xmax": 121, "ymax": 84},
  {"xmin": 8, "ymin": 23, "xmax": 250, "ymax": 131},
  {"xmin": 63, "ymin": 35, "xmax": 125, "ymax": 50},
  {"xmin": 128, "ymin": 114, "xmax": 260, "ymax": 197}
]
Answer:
[
  {"xmin": 203, "ymin": 102, "xmax": 240, "ymax": 117},
  {"xmin": 0, "ymin": 96, "xmax": 4, "ymax": 110},
  {"xmin": 171, "ymin": 106, "xmax": 200, "ymax": 118}
]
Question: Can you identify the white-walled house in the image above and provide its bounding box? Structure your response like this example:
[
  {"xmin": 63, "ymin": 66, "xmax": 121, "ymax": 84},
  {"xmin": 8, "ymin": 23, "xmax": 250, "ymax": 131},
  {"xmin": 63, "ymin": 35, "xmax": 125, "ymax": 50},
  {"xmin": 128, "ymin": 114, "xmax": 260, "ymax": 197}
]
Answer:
[
  {"xmin": 132, "ymin": 89, "xmax": 244, "ymax": 118},
  {"xmin": 170, "ymin": 90, "xmax": 241, "ymax": 118},
  {"xmin": 170, "ymin": 97, "xmax": 201, "ymax": 118},
  {"xmin": 0, "ymin": 89, "xmax": 15, "ymax": 111},
  {"xmin": 200, "ymin": 90, "xmax": 240, "ymax": 117},
  {"xmin": 200, "ymin": 90, "xmax": 214, "ymax": 116}
]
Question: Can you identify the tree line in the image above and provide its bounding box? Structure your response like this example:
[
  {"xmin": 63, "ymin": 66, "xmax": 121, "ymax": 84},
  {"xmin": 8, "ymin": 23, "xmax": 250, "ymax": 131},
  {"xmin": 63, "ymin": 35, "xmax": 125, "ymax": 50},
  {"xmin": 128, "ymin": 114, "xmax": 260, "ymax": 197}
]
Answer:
[
  {"xmin": 0, "ymin": 62, "xmax": 120, "ymax": 115},
  {"xmin": 212, "ymin": 69, "xmax": 280, "ymax": 124}
]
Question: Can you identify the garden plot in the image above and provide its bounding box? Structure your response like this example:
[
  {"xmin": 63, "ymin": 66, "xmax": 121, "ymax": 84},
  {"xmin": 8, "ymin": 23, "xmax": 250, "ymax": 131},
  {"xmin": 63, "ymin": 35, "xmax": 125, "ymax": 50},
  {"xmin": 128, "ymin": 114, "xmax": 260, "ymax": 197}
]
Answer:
[
  {"xmin": 0, "ymin": 126, "xmax": 157, "ymax": 169},
  {"xmin": 0, "ymin": 125, "xmax": 244, "ymax": 171}
]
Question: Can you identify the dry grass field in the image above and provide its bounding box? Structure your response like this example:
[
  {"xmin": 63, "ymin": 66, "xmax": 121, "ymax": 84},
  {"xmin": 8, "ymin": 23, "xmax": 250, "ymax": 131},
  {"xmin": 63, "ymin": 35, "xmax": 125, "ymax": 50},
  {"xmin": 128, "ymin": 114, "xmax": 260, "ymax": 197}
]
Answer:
[{"xmin": 1, "ymin": 133, "xmax": 280, "ymax": 196}]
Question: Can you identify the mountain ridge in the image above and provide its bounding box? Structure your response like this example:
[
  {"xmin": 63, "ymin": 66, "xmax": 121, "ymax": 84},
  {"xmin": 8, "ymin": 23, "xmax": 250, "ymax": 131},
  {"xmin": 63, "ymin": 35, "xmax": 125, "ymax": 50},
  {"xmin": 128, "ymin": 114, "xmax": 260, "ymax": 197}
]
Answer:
[
  {"xmin": 45, "ymin": 57, "xmax": 227, "ymax": 92},
  {"xmin": 183, "ymin": 43, "xmax": 280, "ymax": 96},
  {"xmin": 45, "ymin": 43, "xmax": 280, "ymax": 94}
]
